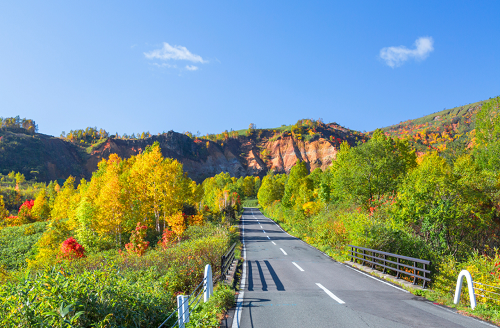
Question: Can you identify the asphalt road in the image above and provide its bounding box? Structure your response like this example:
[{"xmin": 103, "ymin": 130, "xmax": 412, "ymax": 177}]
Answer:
[{"xmin": 230, "ymin": 208, "xmax": 495, "ymax": 328}]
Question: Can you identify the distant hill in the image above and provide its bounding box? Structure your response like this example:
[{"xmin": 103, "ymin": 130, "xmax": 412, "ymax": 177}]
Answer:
[
  {"xmin": 0, "ymin": 97, "xmax": 494, "ymax": 183},
  {"xmin": 0, "ymin": 119, "xmax": 364, "ymax": 183},
  {"xmin": 379, "ymin": 100, "xmax": 485, "ymax": 158}
]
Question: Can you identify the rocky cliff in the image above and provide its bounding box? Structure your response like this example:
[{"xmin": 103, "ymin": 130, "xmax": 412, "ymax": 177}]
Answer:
[{"xmin": 0, "ymin": 123, "xmax": 364, "ymax": 183}]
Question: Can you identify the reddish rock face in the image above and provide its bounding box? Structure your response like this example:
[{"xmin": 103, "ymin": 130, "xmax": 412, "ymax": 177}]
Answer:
[
  {"xmin": 4, "ymin": 127, "xmax": 356, "ymax": 183},
  {"xmin": 263, "ymin": 136, "xmax": 337, "ymax": 174},
  {"xmin": 83, "ymin": 131, "xmax": 341, "ymax": 182}
]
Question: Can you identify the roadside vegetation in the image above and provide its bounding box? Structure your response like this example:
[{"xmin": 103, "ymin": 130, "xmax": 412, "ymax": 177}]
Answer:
[
  {"xmin": 0, "ymin": 142, "xmax": 244, "ymax": 327},
  {"xmin": 257, "ymin": 96, "xmax": 500, "ymax": 324},
  {"xmin": 1, "ymin": 97, "xmax": 498, "ymax": 325}
]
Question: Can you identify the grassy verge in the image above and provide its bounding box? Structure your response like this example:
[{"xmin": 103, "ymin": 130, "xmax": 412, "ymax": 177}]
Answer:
[
  {"xmin": 242, "ymin": 198, "xmax": 259, "ymax": 208},
  {"xmin": 0, "ymin": 223, "xmax": 238, "ymax": 327}
]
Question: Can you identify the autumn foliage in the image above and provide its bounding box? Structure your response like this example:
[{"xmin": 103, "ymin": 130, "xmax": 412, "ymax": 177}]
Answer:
[
  {"xmin": 124, "ymin": 222, "xmax": 150, "ymax": 256},
  {"xmin": 60, "ymin": 237, "xmax": 85, "ymax": 259},
  {"xmin": 158, "ymin": 229, "xmax": 176, "ymax": 249}
]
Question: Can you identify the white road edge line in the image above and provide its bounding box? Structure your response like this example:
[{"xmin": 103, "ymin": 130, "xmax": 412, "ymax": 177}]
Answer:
[
  {"xmin": 316, "ymin": 283, "xmax": 345, "ymax": 304},
  {"xmin": 292, "ymin": 262, "xmax": 305, "ymax": 272},
  {"xmin": 280, "ymin": 248, "xmax": 288, "ymax": 255},
  {"xmin": 272, "ymin": 241, "xmax": 276, "ymax": 245},
  {"xmin": 344, "ymin": 265, "xmax": 410, "ymax": 293},
  {"xmin": 232, "ymin": 217, "xmax": 247, "ymax": 328}
]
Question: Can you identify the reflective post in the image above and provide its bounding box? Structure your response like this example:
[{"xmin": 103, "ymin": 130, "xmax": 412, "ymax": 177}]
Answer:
[{"xmin": 204, "ymin": 264, "xmax": 213, "ymax": 302}]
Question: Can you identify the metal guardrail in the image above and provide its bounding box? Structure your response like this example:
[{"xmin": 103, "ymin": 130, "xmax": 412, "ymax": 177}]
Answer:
[
  {"xmin": 158, "ymin": 242, "xmax": 238, "ymax": 328},
  {"xmin": 348, "ymin": 245, "xmax": 431, "ymax": 288},
  {"xmin": 158, "ymin": 273, "xmax": 208, "ymax": 328},
  {"xmin": 221, "ymin": 242, "xmax": 236, "ymax": 280}
]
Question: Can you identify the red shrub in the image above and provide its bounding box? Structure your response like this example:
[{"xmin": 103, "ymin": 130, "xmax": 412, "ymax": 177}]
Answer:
[
  {"xmin": 125, "ymin": 223, "xmax": 150, "ymax": 256},
  {"xmin": 60, "ymin": 237, "xmax": 85, "ymax": 259},
  {"xmin": 158, "ymin": 229, "xmax": 176, "ymax": 249}
]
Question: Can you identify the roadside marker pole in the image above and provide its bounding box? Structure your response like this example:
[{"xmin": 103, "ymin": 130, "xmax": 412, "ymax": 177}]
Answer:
[{"xmin": 204, "ymin": 264, "xmax": 213, "ymax": 302}]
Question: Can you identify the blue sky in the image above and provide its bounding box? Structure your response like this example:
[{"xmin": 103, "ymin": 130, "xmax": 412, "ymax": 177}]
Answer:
[{"xmin": 1, "ymin": 1, "xmax": 499, "ymax": 137}]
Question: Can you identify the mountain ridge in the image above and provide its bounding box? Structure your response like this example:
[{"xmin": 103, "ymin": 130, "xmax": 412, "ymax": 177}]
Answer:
[{"xmin": 1, "ymin": 96, "xmax": 494, "ymax": 182}]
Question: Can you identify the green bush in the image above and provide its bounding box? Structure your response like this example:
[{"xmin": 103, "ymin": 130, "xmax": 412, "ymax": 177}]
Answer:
[
  {"xmin": 0, "ymin": 266, "xmax": 175, "ymax": 327},
  {"xmin": 188, "ymin": 284, "xmax": 235, "ymax": 327},
  {"xmin": 0, "ymin": 221, "xmax": 48, "ymax": 270},
  {"xmin": 0, "ymin": 223, "xmax": 235, "ymax": 327}
]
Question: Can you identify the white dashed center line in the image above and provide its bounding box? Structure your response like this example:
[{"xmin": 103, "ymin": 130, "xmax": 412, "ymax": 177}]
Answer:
[
  {"xmin": 272, "ymin": 241, "xmax": 276, "ymax": 245},
  {"xmin": 267, "ymin": 236, "xmax": 270, "ymax": 239},
  {"xmin": 316, "ymin": 283, "xmax": 345, "ymax": 304},
  {"xmin": 292, "ymin": 262, "xmax": 305, "ymax": 271},
  {"xmin": 280, "ymin": 248, "xmax": 288, "ymax": 255},
  {"xmin": 263, "ymin": 230, "xmax": 266, "ymax": 233}
]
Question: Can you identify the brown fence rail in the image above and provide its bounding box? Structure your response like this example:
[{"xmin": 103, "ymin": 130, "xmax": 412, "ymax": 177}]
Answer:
[
  {"xmin": 221, "ymin": 242, "xmax": 236, "ymax": 280},
  {"xmin": 348, "ymin": 245, "xmax": 431, "ymax": 288}
]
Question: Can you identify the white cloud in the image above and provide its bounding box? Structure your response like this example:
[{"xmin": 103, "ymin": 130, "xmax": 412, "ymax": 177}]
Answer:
[
  {"xmin": 186, "ymin": 65, "xmax": 199, "ymax": 71},
  {"xmin": 380, "ymin": 37, "xmax": 434, "ymax": 68},
  {"xmin": 153, "ymin": 63, "xmax": 177, "ymax": 68},
  {"xmin": 144, "ymin": 42, "xmax": 206, "ymax": 63}
]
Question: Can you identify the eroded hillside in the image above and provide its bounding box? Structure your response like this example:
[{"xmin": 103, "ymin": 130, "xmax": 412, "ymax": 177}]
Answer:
[{"xmin": 0, "ymin": 120, "xmax": 364, "ymax": 182}]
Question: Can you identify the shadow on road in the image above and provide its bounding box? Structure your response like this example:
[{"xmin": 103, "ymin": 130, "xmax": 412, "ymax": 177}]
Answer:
[
  {"xmin": 247, "ymin": 260, "xmax": 285, "ymax": 292},
  {"xmin": 264, "ymin": 260, "xmax": 285, "ymax": 291},
  {"xmin": 242, "ymin": 297, "xmax": 272, "ymax": 328}
]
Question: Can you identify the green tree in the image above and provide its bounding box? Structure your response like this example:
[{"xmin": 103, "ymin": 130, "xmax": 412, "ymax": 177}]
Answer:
[
  {"xmin": 254, "ymin": 177, "xmax": 261, "ymax": 195},
  {"xmin": 395, "ymin": 152, "xmax": 495, "ymax": 257},
  {"xmin": 257, "ymin": 172, "xmax": 286, "ymax": 208},
  {"xmin": 242, "ymin": 176, "xmax": 255, "ymax": 198},
  {"xmin": 330, "ymin": 130, "xmax": 416, "ymax": 208},
  {"xmin": 474, "ymin": 96, "xmax": 500, "ymax": 172},
  {"xmin": 14, "ymin": 172, "xmax": 25, "ymax": 186},
  {"xmin": 282, "ymin": 160, "xmax": 309, "ymax": 208}
]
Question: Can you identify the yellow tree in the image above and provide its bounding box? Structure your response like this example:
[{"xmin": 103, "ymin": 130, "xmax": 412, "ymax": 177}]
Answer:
[
  {"xmin": 51, "ymin": 176, "xmax": 77, "ymax": 220},
  {"xmin": 166, "ymin": 212, "xmax": 187, "ymax": 238},
  {"xmin": 128, "ymin": 142, "xmax": 197, "ymax": 232},
  {"xmin": 31, "ymin": 189, "xmax": 51, "ymax": 220},
  {"xmin": 95, "ymin": 161, "xmax": 125, "ymax": 246},
  {"xmin": 128, "ymin": 143, "xmax": 164, "ymax": 231},
  {"xmin": 0, "ymin": 195, "xmax": 8, "ymax": 220}
]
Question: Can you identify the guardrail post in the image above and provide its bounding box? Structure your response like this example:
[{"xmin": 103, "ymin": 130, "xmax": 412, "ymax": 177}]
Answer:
[
  {"xmin": 412, "ymin": 261, "xmax": 418, "ymax": 285},
  {"xmin": 350, "ymin": 246, "xmax": 354, "ymax": 262},
  {"xmin": 396, "ymin": 258, "xmax": 400, "ymax": 279},
  {"xmin": 423, "ymin": 263, "xmax": 428, "ymax": 288},
  {"xmin": 382, "ymin": 254, "xmax": 386, "ymax": 273},
  {"xmin": 221, "ymin": 254, "xmax": 225, "ymax": 278},
  {"xmin": 204, "ymin": 264, "xmax": 213, "ymax": 302},
  {"xmin": 454, "ymin": 270, "xmax": 476, "ymax": 309},
  {"xmin": 177, "ymin": 295, "xmax": 190, "ymax": 328},
  {"xmin": 362, "ymin": 249, "xmax": 365, "ymax": 266}
]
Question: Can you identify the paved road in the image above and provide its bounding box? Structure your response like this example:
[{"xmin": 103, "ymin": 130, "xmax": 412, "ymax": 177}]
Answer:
[{"xmin": 230, "ymin": 208, "xmax": 495, "ymax": 328}]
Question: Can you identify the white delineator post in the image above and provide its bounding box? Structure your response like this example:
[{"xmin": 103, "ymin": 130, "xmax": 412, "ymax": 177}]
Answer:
[
  {"xmin": 204, "ymin": 264, "xmax": 213, "ymax": 302},
  {"xmin": 177, "ymin": 295, "xmax": 190, "ymax": 328},
  {"xmin": 454, "ymin": 270, "xmax": 477, "ymax": 309}
]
